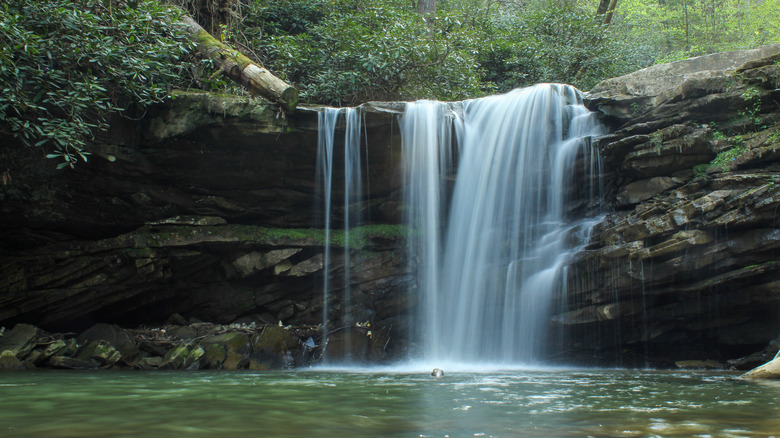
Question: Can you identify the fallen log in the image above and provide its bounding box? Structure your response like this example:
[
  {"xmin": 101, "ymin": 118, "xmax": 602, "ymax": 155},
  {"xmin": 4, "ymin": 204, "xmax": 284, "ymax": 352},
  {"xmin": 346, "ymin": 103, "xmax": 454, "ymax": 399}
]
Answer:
[{"xmin": 180, "ymin": 15, "xmax": 298, "ymax": 111}]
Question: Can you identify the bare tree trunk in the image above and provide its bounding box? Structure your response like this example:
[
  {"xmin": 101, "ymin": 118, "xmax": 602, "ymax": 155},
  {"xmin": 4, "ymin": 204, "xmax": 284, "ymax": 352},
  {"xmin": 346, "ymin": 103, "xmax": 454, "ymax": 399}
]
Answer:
[
  {"xmin": 603, "ymin": 0, "xmax": 619, "ymax": 25},
  {"xmin": 180, "ymin": 15, "xmax": 298, "ymax": 111},
  {"xmin": 417, "ymin": 0, "xmax": 437, "ymax": 17},
  {"xmin": 596, "ymin": 0, "xmax": 611, "ymax": 16}
]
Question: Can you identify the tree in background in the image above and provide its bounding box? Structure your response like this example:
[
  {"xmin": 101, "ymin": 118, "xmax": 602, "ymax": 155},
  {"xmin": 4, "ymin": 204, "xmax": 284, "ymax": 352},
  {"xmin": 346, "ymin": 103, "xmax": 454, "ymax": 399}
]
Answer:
[
  {"xmin": 610, "ymin": 0, "xmax": 780, "ymax": 62},
  {"xmin": 418, "ymin": 0, "xmax": 437, "ymax": 16}
]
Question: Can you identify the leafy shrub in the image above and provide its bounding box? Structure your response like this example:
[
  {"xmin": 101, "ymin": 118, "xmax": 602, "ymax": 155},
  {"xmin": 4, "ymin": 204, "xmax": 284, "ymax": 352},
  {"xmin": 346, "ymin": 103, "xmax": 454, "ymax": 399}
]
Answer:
[{"xmin": 0, "ymin": 0, "xmax": 195, "ymax": 168}]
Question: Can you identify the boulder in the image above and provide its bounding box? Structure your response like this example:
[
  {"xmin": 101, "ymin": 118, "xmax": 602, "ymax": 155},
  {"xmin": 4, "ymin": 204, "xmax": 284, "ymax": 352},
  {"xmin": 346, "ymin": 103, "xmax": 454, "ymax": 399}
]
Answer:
[
  {"xmin": 323, "ymin": 328, "xmax": 374, "ymax": 363},
  {"xmin": 741, "ymin": 351, "xmax": 780, "ymax": 379},
  {"xmin": 201, "ymin": 343, "xmax": 228, "ymax": 369},
  {"xmin": 75, "ymin": 341, "xmax": 122, "ymax": 367},
  {"xmin": 0, "ymin": 324, "xmax": 39, "ymax": 359},
  {"xmin": 248, "ymin": 326, "xmax": 298, "ymax": 369},
  {"xmin": 0, "ymin": 350, "xmax": 26, "ymax": 370},
  {"xmin": 201, "ymin": 332, "xmax": 250, "ymax": 370},
  {"xmin": 137, "ymin": 356, "xmax": 164, "ymax": 370},
  {"xmin": 48, "ymin": 356, "xmax": 100, "ymax": 369},
  {"xmin": 77, "ymin": 323, "xmax": 139, "ymax": 363},
  {"xmin": 171, "ymin": 325, "xmax": 197, "ymax": 340},
  {"xmin": 162, "ymin": 343, "xmax": 204, "ymax": 369}
]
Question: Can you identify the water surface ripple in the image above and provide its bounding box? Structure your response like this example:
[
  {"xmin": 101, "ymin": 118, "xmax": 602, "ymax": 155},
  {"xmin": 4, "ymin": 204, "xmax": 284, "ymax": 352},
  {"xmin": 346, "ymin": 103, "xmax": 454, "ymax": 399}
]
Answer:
[{"xmin": 1, "ymin": 369, "xmax": 778, "ymax": 437}]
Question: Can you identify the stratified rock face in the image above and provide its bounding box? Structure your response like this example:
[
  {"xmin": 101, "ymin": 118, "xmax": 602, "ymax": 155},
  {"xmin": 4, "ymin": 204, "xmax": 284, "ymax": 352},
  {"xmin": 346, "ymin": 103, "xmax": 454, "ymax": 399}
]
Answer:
[
  {"xmin": 559, "ymin": 45, "xmax": 780, "ymax": 366},
  {"xmin": 0, "ymin": 92, "xmax": 412, "ymax": 358},
  {"xmin": 3, "ymin": 47, "xmax": 779, "ymax": 368}
]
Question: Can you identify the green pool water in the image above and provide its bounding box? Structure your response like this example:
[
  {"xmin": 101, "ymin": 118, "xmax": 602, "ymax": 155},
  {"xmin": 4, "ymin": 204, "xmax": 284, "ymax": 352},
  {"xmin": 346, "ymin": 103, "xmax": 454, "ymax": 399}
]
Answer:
[{"xmin": 1, "ymin": 368, "xmax": 778, "ymax": 437}]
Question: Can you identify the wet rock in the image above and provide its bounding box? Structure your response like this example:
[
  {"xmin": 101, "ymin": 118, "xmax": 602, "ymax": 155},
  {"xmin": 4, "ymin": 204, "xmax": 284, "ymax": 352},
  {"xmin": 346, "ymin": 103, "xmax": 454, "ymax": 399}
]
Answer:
[
  {"xmin": 76, "ymin": 341, "xmax": 122, "ymax": 367},
  {"xmin": 233, "ymin": 248, "xmax": 302, "ymax": 277},
  {"xmin": 617, "ymin": 177, "xmax": 680, "ymax": 205},
  {"xmin": 147, "ymin": 216, "xmax": 227, "ymax": 226},
  {"xmin": 323, "ymin": 328, "xmax": 375, "ymax": 363},
  {"xmin": 201, "ymin": 332, "xmax": 250, "ymax": 370},
  {"xmin": 48, "ymin": 356, "xmax": 100, "ymax": 370},
  {"xmin": 190, "ymin": 323, "xmax": 219, "ymax": 337},
  {"xmin": 288, "ymin": 254, "xmax": 324, "ymax": 277},
  {"xmin": 675, "ymin": 360, "xmax": 724, "ymax": 370},
  {"xmin": 741, "ymin": 351, "xmax": 780, "ymax": 379},
  {"xmin": 201, "ymin": 343, "xmax": 228, "ymax": 369},
  {"xmin": 162, "ymin": 343, "xmax": 204, "ymax": 369},
  {"xmin": 137, "ymin": 356, "xmax": 164, "ymax": 370},
  {"xmin": 0, "ymin": 324, "xmax": 39, "ymax": 359},
  {"xmin": 42, "ymin": 339, "xmax": 67, "ymax": 357},
  {"xmin": 78, "ymin": 323, "xmax": 139, "ymax": 363},
  {"xmin": 727, "ymin": 338, "xmax": 780, "ymax": 370},
  {"xmin": 0, "ymin": 350, "xmax": 26, "ymax": 370},
  {"xmin": 248, "ymin": 326, "xmax": 298, "ymax": 370},
  {"xmin": 171, "ymin": 325, "xmax": 197, "ymax": 340}
]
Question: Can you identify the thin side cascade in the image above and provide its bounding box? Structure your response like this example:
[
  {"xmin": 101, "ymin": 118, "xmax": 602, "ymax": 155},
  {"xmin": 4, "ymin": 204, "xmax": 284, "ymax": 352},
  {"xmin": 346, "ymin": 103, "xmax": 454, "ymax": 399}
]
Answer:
[
  {"xmin": 401, "ymin": 84, "xmax": 605, "ymax": 365},
  {"xmin": 316, "ymin": 107, "xmax": 364, "ymax": 363},
  {"xmin": 316, "ymin": 108, "xmax": 339, "ymax": 358},
  {"xmin": 341, "ymin": 107, "xmax": 363, "ymax": 360}
]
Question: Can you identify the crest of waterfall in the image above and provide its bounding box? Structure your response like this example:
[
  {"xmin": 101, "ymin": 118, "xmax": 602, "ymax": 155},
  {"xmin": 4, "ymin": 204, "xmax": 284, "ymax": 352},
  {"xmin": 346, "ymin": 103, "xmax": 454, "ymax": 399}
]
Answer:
[
  {"xmin": 401, "ymin": 84, "xmax": 605, "ymax": 365},
  {"xmin": 316, "ymin": 107, "xmax": 364, "ymax": 363}
]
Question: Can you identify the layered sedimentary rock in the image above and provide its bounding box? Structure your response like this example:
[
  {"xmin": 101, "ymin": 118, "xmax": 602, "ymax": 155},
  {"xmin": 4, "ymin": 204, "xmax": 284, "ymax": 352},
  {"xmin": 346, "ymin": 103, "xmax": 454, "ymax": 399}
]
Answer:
[
  {"xmin": 2, "ymin": 46, "xmax": 779, "ymax": 368},
  {"xmin": 0, "ymin": 92, "xmax": 410, "ymax": 360},
  {"xmin": 557, "ymin": 45, "xmax": 780, "ymax": 366}
]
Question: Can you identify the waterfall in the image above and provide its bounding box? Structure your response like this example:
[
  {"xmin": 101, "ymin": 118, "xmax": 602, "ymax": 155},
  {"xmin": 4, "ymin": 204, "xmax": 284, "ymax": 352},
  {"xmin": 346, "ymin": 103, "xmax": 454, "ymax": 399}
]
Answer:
[
  {"xmin": 401, "ymin": 84, "xmax": 605, "ymax": 365},
  {"xmin": 316, "ymin": 107, "xmax": 364, "ymax": 363}
]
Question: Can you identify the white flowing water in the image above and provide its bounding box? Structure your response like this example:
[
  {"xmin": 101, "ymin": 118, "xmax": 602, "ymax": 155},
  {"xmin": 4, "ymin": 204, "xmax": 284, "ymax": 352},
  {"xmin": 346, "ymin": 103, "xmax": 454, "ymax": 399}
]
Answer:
[
  {"xmin": 316, "ymin": 107, "xmax": 364, "ymax": 362},
  {"xmin": 401, "ymin": 84, "xmax": 605, "ymax": 365}
]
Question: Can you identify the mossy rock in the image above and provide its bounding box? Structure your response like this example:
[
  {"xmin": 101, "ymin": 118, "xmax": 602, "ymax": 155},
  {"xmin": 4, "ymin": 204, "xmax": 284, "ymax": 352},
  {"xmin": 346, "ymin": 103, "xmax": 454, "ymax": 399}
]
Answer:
[
  {"xmin": 0, "ymin": 350, "xmax": 26, "ymax": 370},
  {"xmin": 200, "ymin": 332, "xmax": 250, "ymax": 370},
  {"xmin": 252, "ymin": 326, "xmax": 298, "ymax": 354},
  {"xmin": 76, "ymin": 341, "xmax": 122, "ymax": 367},
  {"xmin": 248, "ymin": 326, "xmax": 299, "ymax": 369},
  {"xmin": 201, "ymin": 343, "xmax": 227, "ymax": 369},
  {"xmin": 162, "ymin": 343, "xmax": 205, "ymax": 369},
  {"xmin": 137, "ymin": 356, "xmax": 164, "ymax": 370},
  {"xmin": 0, "ymin": 324, "xmax": 39, "ymax": 359}
]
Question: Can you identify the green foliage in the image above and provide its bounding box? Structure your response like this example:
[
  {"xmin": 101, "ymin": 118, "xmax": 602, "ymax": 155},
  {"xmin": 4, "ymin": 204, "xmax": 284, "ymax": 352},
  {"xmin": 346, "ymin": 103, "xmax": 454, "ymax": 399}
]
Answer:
[
  {"xmin": 737, "ymin": 86, "xmax": 763, "ymax": 129},
  {"xmin": 710, "ymin": 140, "xmax": 745, "ymax": 171},
  {"xmin": 241, "ymin": 0, "xmax": 486, "ymax": 105},
  {"xmin": 613, "ymin": 0, "xmax": 780, "ymax": 64},
  {"xmin": 696, "ymin": 132, "xmax": 746, "ymax": 176},
  {"xmin": 0, "ymin": 0, "xmax": 194, "ymax": 168},
  {"xmin": 651, "ymin": 131, "xmax": 663, "ymax": 155},
  {"xmin": 219, "ymin": 0, "xmax": 647, "ymax": 105},
  {"xmin": 485, "ymin": 2, "xmax": 647, "ymax": 91}
]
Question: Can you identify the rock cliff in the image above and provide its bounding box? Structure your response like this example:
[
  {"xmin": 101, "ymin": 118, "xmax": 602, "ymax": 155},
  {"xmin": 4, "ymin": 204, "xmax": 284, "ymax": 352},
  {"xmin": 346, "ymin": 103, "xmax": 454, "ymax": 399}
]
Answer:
[
  {"xmin": 2, "ymin": 46, "xmax": 779, "ymax": 368},
  {"xmin": 556, "ymin": 45, "xmax": 780, "ymax": 367},
  {"xmin": 0, "ymin": 92, "xmax": 411, "ymax": 362}
]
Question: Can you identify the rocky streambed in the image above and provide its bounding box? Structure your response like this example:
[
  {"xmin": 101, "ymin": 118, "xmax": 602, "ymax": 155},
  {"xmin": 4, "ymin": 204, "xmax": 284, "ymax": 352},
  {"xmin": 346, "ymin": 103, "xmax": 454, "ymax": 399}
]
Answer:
[{"xmin": 0, "ymin": 318, "xmax": 392, "ymax": 371}]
